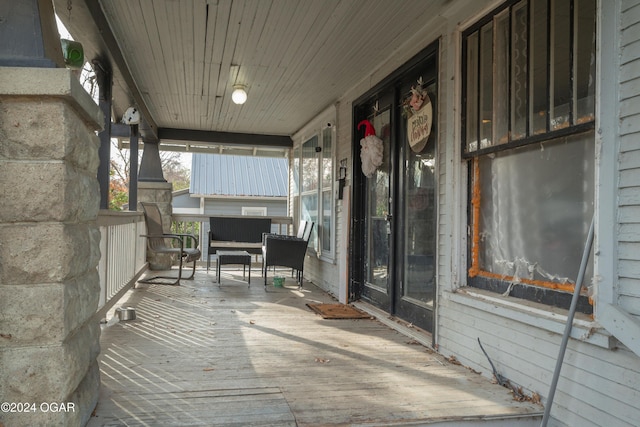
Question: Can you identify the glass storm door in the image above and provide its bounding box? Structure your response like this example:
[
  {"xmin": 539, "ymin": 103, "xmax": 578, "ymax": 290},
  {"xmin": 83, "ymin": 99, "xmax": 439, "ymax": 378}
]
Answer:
[
  {"xmin": 362, "ymin": 101, "xmax": 393, "ymax": 308},
  {"xmin": 394, "ymin": 77, "xmax": 437, "ymax": 332}
]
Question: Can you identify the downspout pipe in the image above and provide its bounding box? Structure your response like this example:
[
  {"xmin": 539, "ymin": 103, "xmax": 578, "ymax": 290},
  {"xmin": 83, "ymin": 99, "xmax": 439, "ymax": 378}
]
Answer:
[
  {"xmin": 540, "ymin": 215, "xmax": 595, "ymax": 427},
  {"xmin": 129, "ymin": 124, "xmax": 139, "ymax": 210}
]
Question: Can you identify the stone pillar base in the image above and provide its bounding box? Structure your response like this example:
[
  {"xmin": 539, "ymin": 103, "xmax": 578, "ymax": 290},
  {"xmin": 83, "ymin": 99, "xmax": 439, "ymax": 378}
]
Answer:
[{"xmin": 0, "ymin": 67, "xmax": 103, "ymax": 427}]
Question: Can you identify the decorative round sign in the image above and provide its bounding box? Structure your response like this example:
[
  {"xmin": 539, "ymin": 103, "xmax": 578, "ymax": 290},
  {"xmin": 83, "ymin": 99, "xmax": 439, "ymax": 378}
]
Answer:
[{"xmin": 407, "ymin": 94, "xmax": 432, "ymax": 153}]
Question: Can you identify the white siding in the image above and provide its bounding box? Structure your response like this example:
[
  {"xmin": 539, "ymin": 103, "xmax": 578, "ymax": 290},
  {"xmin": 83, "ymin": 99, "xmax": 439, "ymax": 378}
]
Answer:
[
  {"xmin": 305, "ymin": 1, "xmax": 640, "ymax": 426},
  {"xmin": 438, "ymin": 295, "xmax": 640, "ymax": 427},
  {"xmin": 204, "ymin": 198, "xmax": 286, "ymax": 217},
  {"xmin": 619, "ymin": 0, "xmax": 640, "ymax": 318},
  {"xmin": 437, "ymin": 1, "xmax": 640, "ymax": 426}
]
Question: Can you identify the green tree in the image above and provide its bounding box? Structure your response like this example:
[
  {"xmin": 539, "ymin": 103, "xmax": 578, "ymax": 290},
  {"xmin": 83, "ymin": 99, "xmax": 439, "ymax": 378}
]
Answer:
[
  {"xmin": 109, "ymin": 171, "xmax": 129, "ymax": 211},
  {"xmin": 109, "ymin": 141, "xmax": 190, "ymax": 210}
]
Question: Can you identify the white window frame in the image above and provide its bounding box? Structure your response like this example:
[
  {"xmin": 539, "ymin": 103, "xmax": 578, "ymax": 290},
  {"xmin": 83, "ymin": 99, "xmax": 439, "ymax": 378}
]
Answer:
[
  {"xmin": 241, "ymin": 207, "xmax": 267, "ymax": 216},
  {"xmin": 461, "ymin": 0, "xmax": 597, "ymax": 313},
  {"xmin": 451, "ymin": 0, "xmax": 640, "ymax": 355},
  {"xmin": 293, "ymin": 108, "xmax": 336, "ymax": 262}
]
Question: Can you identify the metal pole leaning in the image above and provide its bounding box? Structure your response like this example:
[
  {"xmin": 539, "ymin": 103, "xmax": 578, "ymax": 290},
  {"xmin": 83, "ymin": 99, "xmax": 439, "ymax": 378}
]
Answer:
[{"xmin": 540, "ymin": 215, "xmax": 595, "ymax": 427}]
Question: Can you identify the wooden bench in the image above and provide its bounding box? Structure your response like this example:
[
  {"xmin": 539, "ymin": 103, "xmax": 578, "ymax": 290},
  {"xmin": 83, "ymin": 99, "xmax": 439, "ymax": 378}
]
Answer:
[{"xmin": 206, "ymin": 217, "xmax": 272, "ymax": 272}]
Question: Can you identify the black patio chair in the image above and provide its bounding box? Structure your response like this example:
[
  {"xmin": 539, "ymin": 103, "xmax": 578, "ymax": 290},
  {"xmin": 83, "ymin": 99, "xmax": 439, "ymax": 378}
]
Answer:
[
  {"xmin": 262, "ymin": 221, "xmax": 314, "ymax": 288},
  {"xmin": 139, "ymin": 202, "xmax": 201, "ymax": 285}
]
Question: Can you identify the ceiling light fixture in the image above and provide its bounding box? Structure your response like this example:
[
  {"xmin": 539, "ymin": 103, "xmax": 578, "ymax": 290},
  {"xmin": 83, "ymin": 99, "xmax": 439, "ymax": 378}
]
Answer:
[{"xmin": 232, "ymin": 84, "xmax": 247, "ymax": 104}]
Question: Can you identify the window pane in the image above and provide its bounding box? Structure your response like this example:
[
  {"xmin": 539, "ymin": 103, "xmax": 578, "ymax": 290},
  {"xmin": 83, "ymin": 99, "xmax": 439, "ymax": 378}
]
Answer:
[
  {"xmin": 494, "ymin": 10, "xmax": 510, "ymax": 145},
  {"xmin": 574, "ymin": 0, "xmax": 596, "ymax": 124},
  {"xmin": 466, "ymin": 31, "xmax": 479, "ymax": 152},
  {"xmin": 320, "ymin": 127, "xmax": 333, "ymax": 255},
  {"xmin": 302, "ymin": 136, "xmax": 318, "ymax": 192},
  {"xmin": 530, "ymin": 0, "xmax": 548, "ymax": 135},
  {"xmin": 550, "ymin": 0, "xmax": 571, "ymax": 130},
  {"xmin": 322, "ymin": 189, "xmax": 331, "ymax": 252},
  {"xmin": 301, "ymin": 135, "xmax": 319, "ymax": 251},
  {"xmin": 301, "ymin": 193, "xmax": 317, "ymax": 251},
  {"xmin": 477, "ymin": 131, "xmax": 594, "ymax": 286},
  {"xmin": 322, "ymin": 127, "xmax": 333, "ymax": 189},
  {"xmin": 511, "ymin": 1, "xmax": 528, "ymax": 140},
  {"xmin": 292, "ymin": 146, "xmax": 300, "ymax": 195},
  {"xmin": 242, "ymin": 207, "xmax": 267, "ymax": 216},
  {"xmin": 404, "ymin": 81, "xmax": 436, "ymax": 305},
  {"xmin": 365, "ymin": 110, "xmax": 391, "ymax": 290},
  {"xmin": 480, "ymin": 22, "xmax": 494, "ymax": 148}
]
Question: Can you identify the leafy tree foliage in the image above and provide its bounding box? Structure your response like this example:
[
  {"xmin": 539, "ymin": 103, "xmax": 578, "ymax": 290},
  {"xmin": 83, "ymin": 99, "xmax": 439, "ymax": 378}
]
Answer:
[
  {"xmin": 73, "ymin": 61, "xmax": 190, "ymax": 210},
  {"xmin": 109, "ymin": 141, "xmax": 190, "ymax": 210}
]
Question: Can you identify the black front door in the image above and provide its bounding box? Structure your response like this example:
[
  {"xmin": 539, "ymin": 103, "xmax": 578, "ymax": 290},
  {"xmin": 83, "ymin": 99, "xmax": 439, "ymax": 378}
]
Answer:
[
  {"xmin": 357, "ymin": 91, "xmax": 395, "ymax": 311},
  {"xmin": 352, "ymin": 43, "xmax": 437, "ymax": 334}
]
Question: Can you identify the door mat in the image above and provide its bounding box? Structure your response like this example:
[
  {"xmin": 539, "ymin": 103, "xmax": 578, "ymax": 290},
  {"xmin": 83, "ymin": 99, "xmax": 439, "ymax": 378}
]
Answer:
[{"xmin": 306, "ymin": 303, "xmax": 372, "ymax": 319}]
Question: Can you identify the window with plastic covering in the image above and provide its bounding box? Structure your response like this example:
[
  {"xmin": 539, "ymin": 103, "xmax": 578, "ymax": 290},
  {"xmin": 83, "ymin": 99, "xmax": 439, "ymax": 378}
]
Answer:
[{"xmin": 462, "ymin": 0, "xmax": 596, "ymax": 313}]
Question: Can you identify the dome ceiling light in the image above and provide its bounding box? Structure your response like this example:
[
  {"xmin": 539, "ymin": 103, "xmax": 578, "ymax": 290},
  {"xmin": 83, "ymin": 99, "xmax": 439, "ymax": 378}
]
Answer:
[{"xmin": 232, "ymin": 84, "xmax": 247, "ymax": 105}]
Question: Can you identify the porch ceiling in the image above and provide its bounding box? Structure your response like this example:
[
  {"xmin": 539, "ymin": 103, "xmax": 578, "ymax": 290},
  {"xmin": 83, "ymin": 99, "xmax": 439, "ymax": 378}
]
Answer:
[{"xmin": 54, "ymin": 0, "xmax": 453, "ymax": 151}]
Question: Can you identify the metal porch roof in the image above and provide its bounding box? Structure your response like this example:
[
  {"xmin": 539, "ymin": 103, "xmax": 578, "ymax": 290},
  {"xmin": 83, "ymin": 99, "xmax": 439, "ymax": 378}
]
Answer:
[{"xmin": 190, "ymin": 153, "xmax": 288, "ymax": 197}]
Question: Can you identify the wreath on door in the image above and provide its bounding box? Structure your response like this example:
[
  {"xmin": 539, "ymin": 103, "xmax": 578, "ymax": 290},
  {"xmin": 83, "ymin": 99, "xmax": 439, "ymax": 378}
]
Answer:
[
  {"xmin": 358, "ymin": 119, "xmax": 384, "ymax": 178},
  {"xmin": 402, "ymin": 77, "xmax": 432, "ymax": 153}
]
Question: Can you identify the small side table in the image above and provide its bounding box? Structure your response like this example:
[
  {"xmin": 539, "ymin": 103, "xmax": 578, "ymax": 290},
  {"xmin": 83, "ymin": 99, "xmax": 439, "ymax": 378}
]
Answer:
[{"xmin": 216, "ymin": 250, "xmax": 252, "ymax": 286}]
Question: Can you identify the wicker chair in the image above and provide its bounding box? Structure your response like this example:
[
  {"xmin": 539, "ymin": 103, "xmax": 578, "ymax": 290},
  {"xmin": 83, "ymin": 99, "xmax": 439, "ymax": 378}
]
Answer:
[
  {"xmin": 139, "ymin": 202, "xmax": 201, "ymax": 285},
  {"xmin": 262, "ymin": 221, "xmax": 314, "ymax": 288}
]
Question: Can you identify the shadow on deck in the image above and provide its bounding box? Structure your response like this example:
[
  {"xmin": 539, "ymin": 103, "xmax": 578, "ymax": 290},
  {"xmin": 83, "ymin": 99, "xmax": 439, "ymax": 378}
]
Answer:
[{"xmin": 88, "ymin": 267, "xmax": 543, "ymax": 426}]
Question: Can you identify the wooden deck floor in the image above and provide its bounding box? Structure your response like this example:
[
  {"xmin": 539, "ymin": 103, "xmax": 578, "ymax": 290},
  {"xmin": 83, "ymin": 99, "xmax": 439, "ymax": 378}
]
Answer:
[{"xmin": 88, "ymin": 268, "xmax": 543, "ymax": 427}]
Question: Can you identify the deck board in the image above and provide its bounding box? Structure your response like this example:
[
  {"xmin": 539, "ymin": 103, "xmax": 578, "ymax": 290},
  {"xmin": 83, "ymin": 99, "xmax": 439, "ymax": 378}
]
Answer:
[{"xmin": 88, "ymin": 268, "xmax": 542, "ymax": 426}]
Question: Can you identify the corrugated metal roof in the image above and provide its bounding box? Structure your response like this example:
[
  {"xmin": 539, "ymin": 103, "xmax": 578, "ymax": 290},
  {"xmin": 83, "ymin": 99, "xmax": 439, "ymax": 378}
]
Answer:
[{"xmin": 190, "ymin": 153, "xmax": 288, "ymax": 197}]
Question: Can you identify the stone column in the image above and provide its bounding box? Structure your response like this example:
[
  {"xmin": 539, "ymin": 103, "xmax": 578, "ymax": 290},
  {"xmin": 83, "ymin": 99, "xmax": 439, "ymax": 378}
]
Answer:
[
  {"xmin": 0, "ymin": 68, "xmax": 103, "ymax": 426},
  {"xmin": 138, "ymin": 181, "xmax": 174, "ymax": 269}
]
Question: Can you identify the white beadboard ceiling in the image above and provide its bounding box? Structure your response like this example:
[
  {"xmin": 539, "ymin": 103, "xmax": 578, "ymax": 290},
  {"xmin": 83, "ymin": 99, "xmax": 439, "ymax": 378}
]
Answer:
[{"xmin": 56, "ymin": 0, "xmax": 454, "ymax": 147}]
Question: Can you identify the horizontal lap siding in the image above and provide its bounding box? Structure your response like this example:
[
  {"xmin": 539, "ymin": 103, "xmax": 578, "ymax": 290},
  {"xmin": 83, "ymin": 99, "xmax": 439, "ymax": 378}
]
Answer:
[
  {"xmin": 204, "ymin": 199, "xmax": 286, "ymax": 217},
  {"xmin": 437, "ymin": 297, "xmax": 640, "ymax": 427},
  {"xmin": 619, "ymin": 0, "xmax": 640, "ymax": 318}
]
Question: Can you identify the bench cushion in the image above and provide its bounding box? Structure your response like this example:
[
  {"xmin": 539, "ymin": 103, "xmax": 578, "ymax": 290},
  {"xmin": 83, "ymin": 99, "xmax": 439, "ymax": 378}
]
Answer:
[{"xmin": 209, "ymin": 241, "xmax": 262, "ymax": 253}]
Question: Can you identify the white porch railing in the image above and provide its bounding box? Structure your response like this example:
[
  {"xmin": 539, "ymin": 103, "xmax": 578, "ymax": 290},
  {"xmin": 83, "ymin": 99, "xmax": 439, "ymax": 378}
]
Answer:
[
  {"xmin": 93, "ymin": 212, "xmax": 292, "ymax": 320},
  {"xmin": 95, "ymin": 210, "xmax": 147, "ymax": 319}
]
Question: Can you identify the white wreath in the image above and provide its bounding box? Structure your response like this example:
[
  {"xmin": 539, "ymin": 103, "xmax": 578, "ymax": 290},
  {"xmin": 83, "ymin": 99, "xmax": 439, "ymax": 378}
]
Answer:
[{"xmin": 360, "ymin": 135, "xmax": 384, "ymax": 178}]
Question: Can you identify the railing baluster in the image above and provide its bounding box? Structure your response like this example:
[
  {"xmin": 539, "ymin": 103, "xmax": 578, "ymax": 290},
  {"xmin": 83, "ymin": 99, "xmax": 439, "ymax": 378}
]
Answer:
[{"xmin": 95, "ymin": 212, "xmax": 147, "ymax": 316}]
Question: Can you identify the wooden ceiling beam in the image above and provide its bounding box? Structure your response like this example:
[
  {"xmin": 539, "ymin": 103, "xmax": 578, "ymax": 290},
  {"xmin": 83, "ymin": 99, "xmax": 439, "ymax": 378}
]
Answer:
[{"xmin": 158, "ymin": 128, "xmax": 292, "ymax": 148}]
